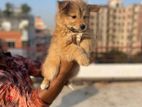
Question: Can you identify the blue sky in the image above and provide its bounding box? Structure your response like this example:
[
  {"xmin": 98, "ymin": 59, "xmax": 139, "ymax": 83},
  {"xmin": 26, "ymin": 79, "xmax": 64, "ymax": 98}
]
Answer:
[{"xmin": 0, "ymin": 0, "xmax": 141, "ymax": 31}]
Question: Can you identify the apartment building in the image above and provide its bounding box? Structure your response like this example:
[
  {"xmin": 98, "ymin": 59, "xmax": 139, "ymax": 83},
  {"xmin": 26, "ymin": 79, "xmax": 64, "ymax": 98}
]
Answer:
[
  {"xmin": 90, "ymin": 0, "xmax": 142, "ymax": 55},
  {"xmin": 125, "ymin": 5, "xmax": 142, "ymax": 55},
  {"xmin": 91, "ymin": 6, "xmax": 108, "ymax": 53}
]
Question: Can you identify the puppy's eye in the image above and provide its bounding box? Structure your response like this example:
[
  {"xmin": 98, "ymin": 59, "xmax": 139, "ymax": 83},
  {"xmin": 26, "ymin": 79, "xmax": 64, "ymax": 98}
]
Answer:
[{"xmin": 71, "ymin": 16, "xmax": 77, "ymax": 19}]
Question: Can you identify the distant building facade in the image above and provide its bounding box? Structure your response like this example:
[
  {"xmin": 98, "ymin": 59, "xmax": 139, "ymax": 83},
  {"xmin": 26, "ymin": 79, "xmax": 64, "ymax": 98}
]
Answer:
[
  {"xmin": 0, "ymin": 32, "xmax": 22, "ymax": 48},
  {"xmin": 90, "ymin": 0, "xmax": 142, "ymax": 55},
  {"xmin": 0, "ymin": 15, "xmax": 35, "ymax": 49},
  {"xmin": 0, "ymin": 7, "xmax": 36, "ymax": 57},
  {"xmin": 34, "ymin": 16, "xmax": 51, "ymax": 61}
]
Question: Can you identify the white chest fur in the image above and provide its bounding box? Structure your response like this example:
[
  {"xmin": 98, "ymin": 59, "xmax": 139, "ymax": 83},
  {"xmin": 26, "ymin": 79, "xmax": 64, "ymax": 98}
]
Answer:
[{"xmin": 76, "ymin": 33, "xmax": 83, "ymax": 45}]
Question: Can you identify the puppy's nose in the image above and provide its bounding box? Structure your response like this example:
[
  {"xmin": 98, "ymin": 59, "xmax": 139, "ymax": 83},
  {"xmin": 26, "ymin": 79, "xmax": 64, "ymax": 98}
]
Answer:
[{"xmin": 80, "ymin": 24, "xmax": 86, "ymax": 30}]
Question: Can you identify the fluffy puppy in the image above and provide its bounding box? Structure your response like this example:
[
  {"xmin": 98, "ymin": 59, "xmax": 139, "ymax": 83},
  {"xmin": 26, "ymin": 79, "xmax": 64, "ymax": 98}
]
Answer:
[{"xmin": 41, "ymin": 0, "xmax": 94, "ymax": 89}]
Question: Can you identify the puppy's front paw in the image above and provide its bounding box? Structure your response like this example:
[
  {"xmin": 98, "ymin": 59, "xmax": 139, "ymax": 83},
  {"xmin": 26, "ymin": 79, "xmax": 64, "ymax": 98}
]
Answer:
[
  {"xmin": 40, "ymin": 80, "xmax": 50, "ymax": 90},
  {"xmin": 78, "ymin": 54, "xmax": 90, "ymax": 66}
]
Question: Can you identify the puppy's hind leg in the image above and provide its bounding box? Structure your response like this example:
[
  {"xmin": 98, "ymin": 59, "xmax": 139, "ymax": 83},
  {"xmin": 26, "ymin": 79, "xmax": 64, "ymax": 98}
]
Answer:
[{"xmin": 40, "ymin": 78, "xmax": 50, "ymax": 90}]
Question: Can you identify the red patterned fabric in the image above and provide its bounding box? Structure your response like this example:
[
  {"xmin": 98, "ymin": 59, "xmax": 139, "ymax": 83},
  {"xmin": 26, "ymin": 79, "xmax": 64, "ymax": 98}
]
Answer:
[{"xmin": 0, "ymin": 53, "xmax": 48, "ymax": 107}]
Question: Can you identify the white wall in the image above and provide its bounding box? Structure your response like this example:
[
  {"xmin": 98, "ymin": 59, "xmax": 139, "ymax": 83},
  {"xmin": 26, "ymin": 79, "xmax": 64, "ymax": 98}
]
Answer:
[{"xmin": 76, "ymin": 64, "xmax": 142, "ymax": 80}]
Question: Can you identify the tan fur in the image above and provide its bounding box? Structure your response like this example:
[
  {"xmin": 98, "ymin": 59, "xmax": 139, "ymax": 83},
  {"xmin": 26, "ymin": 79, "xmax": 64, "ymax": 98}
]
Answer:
[{"xmin": 41, "ymin": 0, "xmax": 94, "ymax": 89}]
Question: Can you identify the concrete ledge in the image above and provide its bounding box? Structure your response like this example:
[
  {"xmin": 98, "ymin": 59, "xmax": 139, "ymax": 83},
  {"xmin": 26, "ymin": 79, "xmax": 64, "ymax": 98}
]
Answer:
[{"xmin": 76, "ymin": 64, "xmax": 142, "ymax": 80}]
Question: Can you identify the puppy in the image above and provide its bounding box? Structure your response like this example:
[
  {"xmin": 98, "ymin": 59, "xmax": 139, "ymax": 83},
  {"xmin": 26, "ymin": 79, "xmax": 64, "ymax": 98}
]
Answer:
[{"xmin": 41, "ymin": 0, "xmax": 93, "ymax": 89}]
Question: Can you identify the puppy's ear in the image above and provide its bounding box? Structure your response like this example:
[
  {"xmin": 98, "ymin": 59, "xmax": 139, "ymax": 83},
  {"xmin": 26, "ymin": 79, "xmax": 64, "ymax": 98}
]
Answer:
[
  {"xmin": 88, "ymin": 5, "xmax": 101, "ymax": 12},
  {"xmin": 58, "ymin": 1, "xmax": 71, "ymax": 13}
]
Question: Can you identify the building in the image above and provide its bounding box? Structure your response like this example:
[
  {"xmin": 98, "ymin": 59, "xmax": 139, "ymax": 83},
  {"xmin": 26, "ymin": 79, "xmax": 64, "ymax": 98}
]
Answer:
[
  {"xmin": 108, "ymin": 0, "xmax": 123, "ymax": 8},
  {"xmin": 89, "ymin": 5, "xmax": 108, "ymax": 53},
  {"xmin": 34, "ymin": 16, "xmax": 51, "ymax": 61},
  {"xmin": 0, "ymin": 11, "xmax": 36, "ymax": 58},
  {"xmin": 90, "ymin": 0, "xmax": 142, "ymax": 55},
  {"xmin": 0, "ymin": 15, "xmax": 35, "ymax": 48},
  {"xmin": 35, "ymin": 16, "xmax": 47, "ymax": 31},
  {"xmin": 0, "ymin": 31, "xmax": 22, "ymax": 48}
]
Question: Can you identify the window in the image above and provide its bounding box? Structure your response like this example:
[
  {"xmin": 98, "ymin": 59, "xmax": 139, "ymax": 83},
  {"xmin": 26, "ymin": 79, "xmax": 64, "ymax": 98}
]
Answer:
[
  {"xmin": 116, "ymin": 3, "xmax": 120, "ymax": 8},
  {"xmin": 22, "ymin": 41, "xmax": 29, "ymax": 48},
  {"xmin": 7, "ymin": 41, "xmax": 15, "ymax": 48},
  {"xmin": 90, "ymin": 16, "xmax": 94, "ymax": 19}
]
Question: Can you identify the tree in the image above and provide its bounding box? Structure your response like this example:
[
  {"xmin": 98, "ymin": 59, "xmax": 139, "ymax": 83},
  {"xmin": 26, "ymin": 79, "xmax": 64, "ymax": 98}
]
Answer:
[
  {"xmin": 3, "ymin": 3, "xmax": 14, "ymax": 17},
  {"xmin": 132, "ymin": 52, "xmax": 142, "ymax": 63},
  {"xmin": 96, "ymin": 50, "xmax": 128, "ymax": 63},
  {"xmin": 0, "ymin": 9, "xmax": 2, "ymax": 16},
  {"xmin": 21, "ymin": 4, "xmax": 31, "ymax": 15}
]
